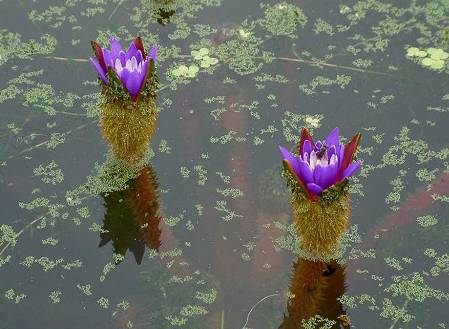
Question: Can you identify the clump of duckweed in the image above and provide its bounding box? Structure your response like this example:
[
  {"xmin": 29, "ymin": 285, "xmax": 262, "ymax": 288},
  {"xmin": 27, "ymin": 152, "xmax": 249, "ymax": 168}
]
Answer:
[
  {"xmin": 416, "ymin": 214, "xmax": 439, "ymax": 227},
  {"xmin": 4, "ymin": 289, "xmax": 27, "ymax": 304},
  {"xmin": 299, "ymin": 74, "xmax": 352, "ymax": 95},
  {"xmin": 214, "ymin": 200, "xmax": 243, "ymax": 222},
  {"xmin": 49, "ymin": 290, "xmax": 62, "ymax": 304},
  {"xmin": 281, "ymin": 111, "xmax": 323, "ymax": 142},
  {"xmin": 261, "ymin": 2, "xmax": 307, "ymax": 37},
  {"xmin": 301, "ymin": 315, "xmax": 336, "ymax": 329},
  {"xmin": 33, "ymin": 161, "xmax": 64, "ymax": 185},
  {"xmin": 0, "ymin": 224, "xmax": 19, "ymax": 247},
  {"xmin": 0, "ymin": 30, "xmax": 56, "ymax": 66}
]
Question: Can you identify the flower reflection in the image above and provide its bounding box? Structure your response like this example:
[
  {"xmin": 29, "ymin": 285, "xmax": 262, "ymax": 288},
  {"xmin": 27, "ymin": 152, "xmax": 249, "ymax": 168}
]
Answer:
[
  {"xmin": 99, "ymin": 165, "xmax": 162, "ymax": 264},
  {"xmin": 154, "ymin": 0, "xmax": 176, "ymax": 25},
  {"xmin": 280, "ymin": 259, "xmax": 350, "ymax": 329}
]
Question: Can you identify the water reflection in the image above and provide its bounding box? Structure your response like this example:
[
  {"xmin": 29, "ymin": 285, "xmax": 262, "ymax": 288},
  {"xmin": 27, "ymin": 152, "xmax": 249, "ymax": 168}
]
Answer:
[
  {"xmin": 280, "ymin": 259, "xmax": 349, "ymax": 328},
  {"xmin": 99, "ymin": 165, "xmax": 162, "ymax": 264},
  {"xmin": 154, "ymin": 0, "xmax": 176, "ymax": 25}
]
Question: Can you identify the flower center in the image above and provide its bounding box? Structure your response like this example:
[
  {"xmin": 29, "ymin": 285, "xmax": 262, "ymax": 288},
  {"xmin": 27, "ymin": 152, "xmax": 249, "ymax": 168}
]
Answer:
[{"xmin": 114, "ymin": 56, "xmax": 143, "ymax": 75}]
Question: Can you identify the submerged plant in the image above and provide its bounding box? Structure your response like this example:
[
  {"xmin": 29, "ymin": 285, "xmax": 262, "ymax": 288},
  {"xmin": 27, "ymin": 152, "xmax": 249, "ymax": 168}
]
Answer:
[
  {"xmin": 279, "ymin": 127, "xmax": 361, "ymax": 260},
  {"xmin": 90, "ymin": 36, "xmax": 159, "ymax": 163}
]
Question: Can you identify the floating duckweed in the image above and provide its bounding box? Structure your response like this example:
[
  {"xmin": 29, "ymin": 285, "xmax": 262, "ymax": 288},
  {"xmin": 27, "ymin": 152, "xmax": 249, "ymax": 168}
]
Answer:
[
  {"xmin": 313, "ymin": 18, "xmax": 335, "ymax": 35},
  {"xmin": 194, "ymin": 289, "xmax": 217, "ymax": 304},
  {"xmin": 380, "ymin": 298, "xmax": 414, "ymax": 323},
  {"xmin": 158, "ymin": 139, "xmax": 172, "ymax": 154},
  {"xmin": 180, "ymin": 166, "xmax": 191, "ymax": 178},
  {"xmin": 216, "ymin": 188, "xmax": 243, "ymax": 199},
  {"xmin": 385, "ymin": 272, "xmax": 449, "ymax": 302},
  {"xmin": 194, "ymin": 165, "xmax": 208, "ymax": 186},
  {"xmin": 33, "ymin": 161, "xmax": 64, "ymax": 185},
  {"xmin": 164, "ymin": 212, "xmax": 185, "ymax": 227},
  {"xmin": 4, "ymin": 289, "xmax": 27, "ymax": 304},
  {"xmin": 301, "ymin": 315, "xmax": 336, "ymax": 329},
  {"xmin": 41, "ymin": 237, "xmax": 59, "ymax": 246},
  {"xmin": 262, "ymin": 2, "xmax": 307, "ymax": 36},
  {"xmin": 0, "ymin": 225, "xmax": 19, "ymax": 247},
  {"xmin": 416, "ymin": 215, "xmax": 438, "ymax": 227},
  {"xmin": 49, "ymin": 290, "xmax": 62, "ymax": 304},
  {"xmin": 77, "ymin": 284, "xmax": 92, "ymax": 296},
  {"xmin": 385, "ymin": 257, "xmax": 403, "ymax": 271},
  {"xmin": 214, "ymin": 200, "xmax": 243, "ymax": 221},
  {"xmin": 97, "ymin": 297, "xmax": 109, "ymax": 309},
  {"xmin": 299, "ymin": 74, "xmax": 352, "ymax": 95},
  {"xmin": 0, "ymin": 31, "xmax": 56, "ymax": 65}
]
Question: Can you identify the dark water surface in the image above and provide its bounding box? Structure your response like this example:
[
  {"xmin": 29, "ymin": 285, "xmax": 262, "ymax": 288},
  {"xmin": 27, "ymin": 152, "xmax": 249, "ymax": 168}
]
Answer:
[{"xmin": 1, "ymin": 0, "xmax": 448, "ymax": 328}]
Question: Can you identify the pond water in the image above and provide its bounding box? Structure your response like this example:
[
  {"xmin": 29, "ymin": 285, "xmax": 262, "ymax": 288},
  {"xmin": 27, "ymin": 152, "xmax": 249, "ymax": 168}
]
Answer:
[{"xmin": 1, "ymin": 0, "xmax": 448, "ymax": 328}]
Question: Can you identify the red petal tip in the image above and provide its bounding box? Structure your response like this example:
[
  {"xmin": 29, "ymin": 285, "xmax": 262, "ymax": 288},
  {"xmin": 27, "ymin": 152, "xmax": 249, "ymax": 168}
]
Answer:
[
  {"xmin": 338, "ymin": 133, "xmax": 362, "ymax": 180},
  {"xmin": 133, "ymin": 36, "xmax": 146, "ymax": 58},
  {"xmin": 91, "ymin": 40, "xmax": 107, "ymax": 71},
  {"xmin": 299, "ymin": 127, "xmax": 314, "ymax": 155}
]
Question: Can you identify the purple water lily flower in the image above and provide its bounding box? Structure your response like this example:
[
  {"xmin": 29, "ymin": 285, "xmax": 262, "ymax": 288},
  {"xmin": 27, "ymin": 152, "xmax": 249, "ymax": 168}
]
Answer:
[
  {"xmin": 90, "ymin": 36, "xmax": 157, "ymax": 102},
  {"xmin": 279, "ymin": 127, "xmax": 361, "ymax": 202}
]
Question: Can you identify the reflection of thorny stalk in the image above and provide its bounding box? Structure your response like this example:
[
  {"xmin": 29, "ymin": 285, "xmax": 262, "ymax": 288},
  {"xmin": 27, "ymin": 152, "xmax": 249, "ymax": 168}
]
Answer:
[
  {"xmin": 0, "ymin": 82, "xmax": 170, "ymax": 256},
  {"xmin": 388, "ymin": 299, "xmax": 409, "ymax": 329}
]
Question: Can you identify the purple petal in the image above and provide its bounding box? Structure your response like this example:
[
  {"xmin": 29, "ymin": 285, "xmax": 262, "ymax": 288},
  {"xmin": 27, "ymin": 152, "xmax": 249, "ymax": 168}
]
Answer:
[
  {"xmin": 138, "ymin": 58, "xmax": 149, "ymax": 87},
  {"xmin": 341, "ymin": 160, "xmax": 361, "ymax": 180},
  {"xmin": 314, "ymin": 141, "xmax": 323, "ymax": 152},
  {"xmin": 102, "ymin": 49, "xmax": 111, "ymax": 67},
  {"xmin": 298, "ymin": 159, "xmax": 314, "ymax": 184},
  {"xmin": 119, "ymin": 50, "xmax": 126, "ymax": 66},
  {"xmin": 313, "ymin": 165, "xmax": 330, "ymax": 189},
  {"xmin": 302, "ymin": 140, "xmax": 312, "ymax": 158},
  {"xmin": 328, "ymin": 145, "xmax": 337, "ymax": 160},
  {"xmin": 119, "ymin": 68, "xmax": 129, "ymax": 86},
  {"xmin": 89, "ymin": 58, "xmax": 108, "ymax": 83},
  {"xmin": 149, "ymin": 47, "xmax": 157, "ymax": 61},
  {"xmin": 109, "ymin": 37, "xmax": 123, "ymax": 60},
  {"xmin": 306, "ymin": 183, "xmax": 323, "ymax": 196},
  {"xmin": 323, "ymin": 161, "xmax": 339, "ymax": 189},
  {"xmin": 338, "ymin": 144, "xmax": 345, "ymax": 168},
  {"xmin": 326, "ymin": 127, "xmax": 339, "ymax": 147},
  {"xmin": 279, "ymin": 146, "xmax": 300, "ymax": 176},
  {"xmin": 127, "ymin": 42, "xmax": 138, "ymax": 59},
  {"xmin": 136, "ymin": 50, "xmax": 143, "ymax": 64},
  {"xmin": 123, "ymin": 69, "xmax": 142, "ymax": 97}
]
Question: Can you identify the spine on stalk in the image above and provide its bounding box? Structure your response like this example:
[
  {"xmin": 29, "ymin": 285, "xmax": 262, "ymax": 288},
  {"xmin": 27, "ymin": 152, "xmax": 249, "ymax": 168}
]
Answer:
[{"xmin": 90, "ymin": 36, "xmax": 159, "ymax": 163}]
